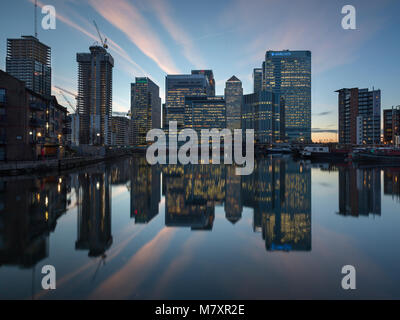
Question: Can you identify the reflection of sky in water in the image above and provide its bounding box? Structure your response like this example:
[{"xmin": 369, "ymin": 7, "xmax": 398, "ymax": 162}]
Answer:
[{"xmin": 0, "ymin": 156, "xmax": 399, "ymax": 300}]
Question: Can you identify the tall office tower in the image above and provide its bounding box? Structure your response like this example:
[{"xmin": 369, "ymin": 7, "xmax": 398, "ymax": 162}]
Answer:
[
  {"xmin": 264, "ymin": 50, "xmax": 311, "ymax": 142},
  {"xmin": 383, "ymin": 106, "xmax": 400, "ymax": 145},
  {"xmin": 77, "ymin": 46, "xmax": 114, "ymax": 146},
  {"xmin": 336, "ymin": 88, "xmax": 381, "ymax": 145},
  {"xmin": 242, "ymin": 91, "xmax": 284, "ymax": 144},
  {"xmin": 225, "ymin": 76, "xmax": 243, "ymax": 130},
  {"xmin": 130, "ymin": 77, "xmax": 161, "ymax": 146},
  {"xmin": 165, "ymin": 74, "xmax": 211, "ymax": 131},
  {"xmin": 184, "ymin": 96, "xmax": 226, "ymax": 134},
  {"xmin": 6, "ymin": 36, "xmax": 51, "ymax": 97},
  {"xmin": 253, "ymin": 68, "xmax": 263, "ymax": 94},
  {"xmin": 191, "ymin": 70, "xmax": 215, "ymax": 96}
]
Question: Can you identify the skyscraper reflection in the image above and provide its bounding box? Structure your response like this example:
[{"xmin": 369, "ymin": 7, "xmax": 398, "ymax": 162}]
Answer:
[
  {"xmin": 75, "ymin": 164, "xmax": 113, "ymax": 257},
  {"xmin": 130, "ymin": 156, "xmax": 161, "ymax": 224}
]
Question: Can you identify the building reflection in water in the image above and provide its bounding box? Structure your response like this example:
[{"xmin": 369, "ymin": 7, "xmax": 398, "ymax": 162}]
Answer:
[
  {"xmin": 384, "ymin": 168, "xmax": 400, "ymax": 202},
  {"xmin": 130, "ymin": 156, "xmax": 161, "ymax": 224},
  {"xmin": 338, "ymin": 166, "xmax": 381, "ymax": 217},
  {"xmin": 242, "ymin": 158, "xmax": 312, "ymax": 252},
  {"xmin": 75, "ymin": 164, "xmax": 113, "ymax": 257},
  {"xmin": 9, "ymin": 156, "xmax": 396, "ymax": 272},
  {"xmin": 0, "ymin": 175, "xmax": 69, "ymax": 268}
]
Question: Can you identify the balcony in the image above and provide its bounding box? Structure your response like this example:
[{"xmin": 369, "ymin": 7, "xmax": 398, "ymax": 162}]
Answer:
[
  {"xmin": 29, "ymin": 102, "xmax": 46, "ymax": 111},
  {"xmin": 29, "ymin": 118, "xmax": 46, "ymax": 127}
]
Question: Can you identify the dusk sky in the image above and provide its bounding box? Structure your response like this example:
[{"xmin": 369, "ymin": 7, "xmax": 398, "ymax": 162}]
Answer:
[{"xmin": 1, "ymin": 0, "xmax": 399, "ymax": 141}]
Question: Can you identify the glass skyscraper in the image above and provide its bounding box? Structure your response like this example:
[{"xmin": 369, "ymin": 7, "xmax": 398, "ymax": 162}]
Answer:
[
  {"xmin": 263, "ymin": 50, "xmax": 311, "ymax": 142},
  {"xmin": 225, "ymin": 76, "xmax": 243, "ymax": 130},
  {"xmin": 242, "ymin": 91, "xmax": 284, "ymax": 144},
  {"xmin": 253, "ymin": 68, "xmax": 263, "ymax": 94},
  {"xmin": 130, "ymin": 77, "xmax": 161, "ymax": 146},
  {"xmin": 184, "ymin": 96, "xmax": 226, "ymax": 134},
  {"xmin": 165, "ymin": 74, "xmax": 211, "ymax": 132}
]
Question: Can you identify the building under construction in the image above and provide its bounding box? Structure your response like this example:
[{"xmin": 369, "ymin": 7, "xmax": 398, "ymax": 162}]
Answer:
[{"xmin": 76, "ymin": 46, "xmax": 114, "ymax": 146}]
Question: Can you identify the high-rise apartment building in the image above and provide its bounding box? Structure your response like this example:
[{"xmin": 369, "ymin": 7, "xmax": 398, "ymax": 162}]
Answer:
[
  {"xmin": 253, "ymin": 68, "xmax": 263, "ymax": 94},
  {"xmin": 242, "ymin": 91, "xmax": 284, "ymax": 144},
  {"xmin": 263, "ymin": 50, "xmax": 311, "ymax": 142},
  {"xmin": 383, "ymin": 106, "xmax": 400, "ymax": 145},
  {"xmin": 225, "ymin": 76, "xmax": 243, "ymax": 130},
  {"xmin": 6, "ymin": 36, "xmax": 51, "ymax": 97},
  {"xmin": 165, "ymin": 74, "xmax": 211, "ymax": 131},
  {"xmin": 130, "ymin": 77, "xmax": 161, "ymax": 146},
  {"xmin": 336, "ymin": 88, "xmax": 381, "ymax": 145},
  {"xmin": 77, "ymin": 46, "xmax": 114, "ymax": 146}
]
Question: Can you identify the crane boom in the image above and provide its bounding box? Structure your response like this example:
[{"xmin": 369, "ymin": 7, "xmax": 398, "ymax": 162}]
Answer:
[
  {"xmin": 93, "ymin": 20, "xmax": 108, "ymax": 49},
  {"xmin": 59, "ymin": 91, "xmax": 77, "ymax": 113}
]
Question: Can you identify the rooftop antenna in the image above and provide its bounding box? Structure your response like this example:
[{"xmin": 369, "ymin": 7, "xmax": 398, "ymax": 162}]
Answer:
[{"xmin": 34, "ymin": 0, "xmax": 38, "ymax": 38}]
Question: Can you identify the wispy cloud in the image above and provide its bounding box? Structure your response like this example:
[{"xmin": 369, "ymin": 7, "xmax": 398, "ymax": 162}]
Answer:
[
  {"xmin": 313, "ymin": 111, "xmax": 332, "ymax": 116},
  {"xmin": 88, "ymin": 0, "xmax": 180, "ymax": 74},
  {"xmin": 147, "ymin": 0, "xmax": 207, "ymax": 70}
]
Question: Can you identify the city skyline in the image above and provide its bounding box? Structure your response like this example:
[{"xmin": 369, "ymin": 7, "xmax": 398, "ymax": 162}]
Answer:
[{"xmin": 1, "ymin": 0, "xmax": 399, "ymax": 143}]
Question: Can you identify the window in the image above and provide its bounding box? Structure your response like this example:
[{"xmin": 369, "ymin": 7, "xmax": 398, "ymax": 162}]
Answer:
[{"xmin": 0, "ymin": 89, "xmax": 6, "ymax": 103}]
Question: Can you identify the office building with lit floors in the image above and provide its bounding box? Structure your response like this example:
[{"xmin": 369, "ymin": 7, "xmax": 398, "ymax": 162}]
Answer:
[
  {"xmin": 336, "ymin": 88, "xmax": 381, "ymax": 145},
  {"xmin": 263, "ymin": 50, "xmax": 311, "ymax": 142},
  {"xmin": 130, "ymin": 77, "xmax": 161, "ymax": 146},
  {"xmin": 77, "ymin": 46, "xmax": 114, "ymax": 146},
  {"xmin": 242, "ymin": 91, "xmax": 285, "ymax": 145},
  {"xmin": 6, "ymin": 36, "xmax": 51, "ymax": 97},
  {"xmin": 184, "ymin": 96, "xmax": 226, "ymax": 134},
  {"xmin": 191, "ymin": 70, "xmax": 216, "ymax": 96},
  {"xmin": 165, "ymin": 74, "xmax": 211, "ymax": 132},
  {"xmin": 225, "ymin": 76, "xmax": 243, "ymax": 130}
]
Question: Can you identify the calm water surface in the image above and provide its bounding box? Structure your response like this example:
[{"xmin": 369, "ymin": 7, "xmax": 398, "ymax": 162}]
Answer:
[{"xmin": 0, "ymin": 155, "xmax": 400, "ymax": 300}]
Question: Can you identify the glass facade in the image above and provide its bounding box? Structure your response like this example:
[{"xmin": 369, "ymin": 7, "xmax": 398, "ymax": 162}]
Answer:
[
  {"xmin": 184, "ymin": 96, "xmax": 226, "ymax": 134},
  {"xmin": 130, "ymin": 77, "xmax": 161, "ymax": 146},
  {"xmin": 225, "ymin": 76, "xmax": 243, "ymax": 130},
  {"xmin": 165, "ymin": 74, "xmax": 211, "ymax": 132},
  {"xmin": 253, "ymin": 68, "xmax": 263, "ymax": 94},
  {"xmin": 264, "ymin": 50, "xmax": 311, "ymax": 142},
  {"xmin": 242, "ymin": 91, "xmax": 283, "ymax": 144}
]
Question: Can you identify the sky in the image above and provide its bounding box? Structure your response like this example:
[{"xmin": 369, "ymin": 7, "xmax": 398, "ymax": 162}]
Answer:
[{"xmin": 0, "ymin": 0, "xmax": 399, "ymax": 142}]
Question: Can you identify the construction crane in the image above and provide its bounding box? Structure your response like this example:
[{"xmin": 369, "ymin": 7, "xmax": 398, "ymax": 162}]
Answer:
[
  {"xmin": 93, "ymin": 20, "xmax": 108, "ymax": 49},
  {"xmin": 59, "ymin": 91, "xmax": 77, "ymax": 114}
]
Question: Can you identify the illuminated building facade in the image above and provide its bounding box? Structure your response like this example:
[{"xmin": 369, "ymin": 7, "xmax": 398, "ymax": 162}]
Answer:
[
  {"xmin": 6, "ymin": 36, "xmax": 51, "ymax": 97},
  {"xmin": 77, "ymin": 46, "xmax": 114, "ymax": 146},
  {"xmin": 336, "ymin": 88, "xmax": 381, "ymax": 145},
  {"xmin": 130, "ymin": 77, "xmax": 161, "ymax": 146},
  {"xmin": 242, "ymin": 91, "xmax": 284, "ymax": 144},
  {"xmin": 263, "ymin": 50, "xmax": 311, "ymax": 142},
  {"xmin": 184, "ymin": 96, "xmax": 226, "ymax": 134},
  {"xmin": 225, "ymin": 76, "xmax": 243, "ymax": 130},
  {"xmin": 165, "ymin": 74, "xmax": 211, "ymax": 131}
]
